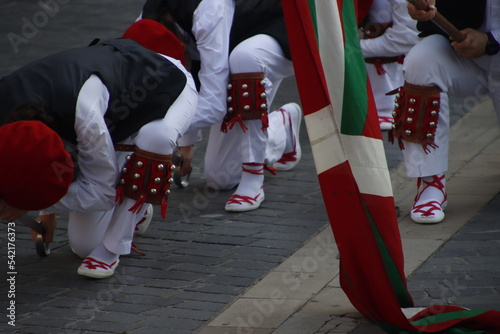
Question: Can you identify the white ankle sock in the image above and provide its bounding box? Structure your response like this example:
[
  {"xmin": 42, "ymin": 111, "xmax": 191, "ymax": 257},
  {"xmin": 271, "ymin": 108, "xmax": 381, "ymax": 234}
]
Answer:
[
  {"xmin": 415, "ymin": 174, "xmax": 446, "ymax": 206},
  {"xmin": 284, "ymin": 114, "xmax": 295, "ymax": 154},
  {"xmin": 278, "ymin": 107, "xmax": 296, "ymax": 154},
  {"xmin": 88, "ymin": 244, "xmax": 119, "ymax": 265},
  {"xmin": 233, "ymin": 163, "xmax": 264, "ymax": 198}
]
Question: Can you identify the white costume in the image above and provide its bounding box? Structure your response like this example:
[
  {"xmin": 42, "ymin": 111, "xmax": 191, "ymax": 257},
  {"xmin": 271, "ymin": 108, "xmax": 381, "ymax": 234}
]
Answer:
[
  {"xmin": 398, "ymin": 0, "xmax": 500, "ymax": 223},
  {"xmin": 46, "ymin": 56, "xmax": 197, "ymax": 273},
  {"xmin": 173, "ymin": 0, "xmax": 298, "ymax": 211},
  {"xmin": 50, "ymin": 59, "xmax": 197, "ymax": 255},
  {"xmin": 360, "ymin": 0, "xmax": 419, "ymax": 130},
  {"xmin": 0, "ymin": 20, "xmax": 198, "ymax": 277},
  {"xmin": 203, "ymin": 35, "xmax": 295, "ymax": 190},
  {"xmin": 402, "ymin": 0, "xmax": 500, "ymax": 177}
]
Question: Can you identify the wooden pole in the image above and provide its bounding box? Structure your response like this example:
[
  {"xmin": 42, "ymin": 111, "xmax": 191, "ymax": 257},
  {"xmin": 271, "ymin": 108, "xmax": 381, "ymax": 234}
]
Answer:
[{"xmin": 407, "ymin": 0, "xmax": 466, "ymax": 42}]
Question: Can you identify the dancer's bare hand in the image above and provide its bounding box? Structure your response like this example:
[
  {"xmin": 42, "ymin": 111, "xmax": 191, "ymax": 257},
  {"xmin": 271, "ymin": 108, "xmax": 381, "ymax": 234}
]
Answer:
[
  {"xmin": 451, "ymin": 29, "xmax": 489, "ymax": 58},
  {"xmin": 30, "ymin": 213, "xmax": 57, "ymax": 244},
  {"xmin": 178, "ymin": 145, "xmax": 194, "ymax": 176},
  {"xmin": 407, "ymin": 0, "xmax": 436, "ymax": 21},
  {"xmin": 0, "ymin": 200, "xmax": 27, "ymax": 222}
]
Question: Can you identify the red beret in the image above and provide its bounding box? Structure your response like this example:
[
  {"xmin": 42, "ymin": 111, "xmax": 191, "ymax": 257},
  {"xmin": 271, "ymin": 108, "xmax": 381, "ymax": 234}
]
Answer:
[
  {"xmin": 0, "ymin": 121, "xmax": 74, "ymax": 210},
  {"xmin": 122, "ymin": 18, "xmax": 186, "ymax": 66}
]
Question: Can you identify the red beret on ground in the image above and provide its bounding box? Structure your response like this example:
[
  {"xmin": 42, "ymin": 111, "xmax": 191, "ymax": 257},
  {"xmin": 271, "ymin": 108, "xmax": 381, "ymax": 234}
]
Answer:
[
  {"xmin": 122, "ymin": 18, "xmax": 186, "ymax": 66},
  {"xmin": 0, "ymin": 121, "xmax": 74, "ymax": 210}
]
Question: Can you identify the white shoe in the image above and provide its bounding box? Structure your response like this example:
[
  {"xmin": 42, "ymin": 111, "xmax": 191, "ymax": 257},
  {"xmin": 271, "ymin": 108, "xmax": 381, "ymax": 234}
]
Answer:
[
  {"xmin": 134, "ymin": 203, "xmax": 153, "ymax": 236},
  {"xmin": 77, "ymin": 257, "xmax": 119, "ymax": 279},
  {"xmin": 225, "ymin": 188, "xmax": 265, "ymax": 212},
  {"xmin": 410, "ymin": 175, "xmax": 447, "ymax": 224},
  {"xmin": 411, "ymin": 201, "xmax": 446, "ymax": 224},
  {"xmin": 225, "ymin": 163, "xmax": 265, "ymax": 212},
  {"xmin": 273, "ymin": 103, "xmax": 302, "ymax": 171},
  {"xmin": 378, "ymin": 115, "xmax": 393, "ymax": 131}
]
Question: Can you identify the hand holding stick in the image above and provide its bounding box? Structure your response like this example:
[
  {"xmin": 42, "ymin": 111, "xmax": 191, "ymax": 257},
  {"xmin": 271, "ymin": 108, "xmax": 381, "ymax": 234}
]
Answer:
[
  {"xmin": 17, "ymin": 215, "xmax": 51, "ymax": 257},
  {"xmin": 407, "ymin": 0, "xmax": 466, "ymax": 42}
]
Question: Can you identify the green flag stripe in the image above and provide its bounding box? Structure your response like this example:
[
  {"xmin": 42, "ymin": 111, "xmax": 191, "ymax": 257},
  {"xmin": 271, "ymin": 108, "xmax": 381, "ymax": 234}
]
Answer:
[
  {"xmin": 364, "ymin": 204, "xmax": 413, "ymax": 307},
  {"xmin": 340, "ymin": 0, "xmax": 369, "ymax": 135},
  {"xmin": 410, "ymin": 310, "xmax": 488, "ymax": 327},
  {"xmin": 307, "ymin": 0, "xmax": 318, "ymax": 39},
  {"xmin": 309, "ymin": 0, "xmax": 368, "ymax": 136}
]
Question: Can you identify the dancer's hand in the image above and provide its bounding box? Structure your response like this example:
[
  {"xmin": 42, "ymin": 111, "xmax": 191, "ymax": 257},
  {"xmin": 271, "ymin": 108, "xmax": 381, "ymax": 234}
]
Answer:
[
  {"xmin": 451, "ymin": 29, "xmax": 489, "ymax": 58},
  {"xmin": 179, "ymin": 145, "xmax": 194, "ymax": 176},
  {"xmin": 0, "ymin": 200, "xmax": 27, "ymax": 222},
  {"xmin": 31, "ymin": 213, "xmax": 57, "ymax": 244},
  {"xmin": 407, "ymin": 0, "xmax": 436, "ymax": 21}
]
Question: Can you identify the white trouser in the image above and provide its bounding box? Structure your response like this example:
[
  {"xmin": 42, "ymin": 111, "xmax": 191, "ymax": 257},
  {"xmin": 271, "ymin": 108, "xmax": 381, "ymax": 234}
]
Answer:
[
  {"xmin": 203, "ymin": 34, "xmax": 294, "ymax": 190},
  {"xmin": 401, "ymin": 34, "xmax": 492, "ymax": 178},
  {"xmin": 366, "ymin": 61, "xmax": 403, "ymax": 115},
  {"xmin": 69, "ymin": 81, "xmax": 198, "ymax": 257}
]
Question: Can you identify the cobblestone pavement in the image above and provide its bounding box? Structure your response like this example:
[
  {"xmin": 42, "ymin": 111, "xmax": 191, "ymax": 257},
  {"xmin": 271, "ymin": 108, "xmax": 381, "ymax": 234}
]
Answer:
[
  {"xmin": 408, "ymin": 197, "xmax": 500, "ymax": 310},
  {"xmin": 0, "ymin": 2, "xmax": 328, "ymax": 333},
  {"xmin": 1, "ymin": 2, "xmax": 499, "ymax": 334}
]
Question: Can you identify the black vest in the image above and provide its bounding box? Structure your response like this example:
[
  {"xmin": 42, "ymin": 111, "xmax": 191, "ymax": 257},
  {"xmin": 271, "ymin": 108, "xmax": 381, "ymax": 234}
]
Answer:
[
  {"xmin": 231, "ymin": 0, "xmax": 291, "ymax": 59},
  {"xmin": 0, "ymin": 38, "xmax": 187, "ymax": 144},
  {"xmin": 417, "ymin": 0, "xmax": 486, "ymax": 37},
  {"xmin": 144, "ymin": 0, "xmax": 291, "ymax": 59}
]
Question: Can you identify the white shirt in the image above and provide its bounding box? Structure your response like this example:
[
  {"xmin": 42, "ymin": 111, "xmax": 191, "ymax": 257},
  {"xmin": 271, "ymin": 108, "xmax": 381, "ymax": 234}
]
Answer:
[
  {"xmin": 360, "ymin": 0, "xmax": 420, "ymax": 58},
  {"xmin": 183, "ymin": 0, "xmax": 235, "ymax": 134},
  {"xmin": 48, "ymin": 75, "xmax": 117, "ymax": 213}
]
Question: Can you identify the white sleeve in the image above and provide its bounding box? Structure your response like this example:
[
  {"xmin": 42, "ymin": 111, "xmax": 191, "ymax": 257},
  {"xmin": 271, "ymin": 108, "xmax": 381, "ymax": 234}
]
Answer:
[
  {"xmin": 185, "ymin": 0, "xmax": 235, "ymax": 132},
  {"xmin": 368, "ymin": 0, "xmax": 393, "ymax": 23},
  {"xmin": 49, "ymin": 75, "xmax": 118, "ymax": 213},
  {"xmin": 361, "ymin": 0, "xmax": 421, "ymax": 58}
]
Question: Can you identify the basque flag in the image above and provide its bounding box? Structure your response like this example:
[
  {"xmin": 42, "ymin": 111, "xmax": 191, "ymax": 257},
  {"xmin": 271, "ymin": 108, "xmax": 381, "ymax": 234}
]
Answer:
[{"xmin": 281, "ymin": 0, "xmax": 500, "ymax": 332}]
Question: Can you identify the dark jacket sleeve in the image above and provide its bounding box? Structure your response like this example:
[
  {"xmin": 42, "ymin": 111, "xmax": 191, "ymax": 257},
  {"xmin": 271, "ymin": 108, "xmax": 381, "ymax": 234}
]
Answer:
[{"xmin": 417, "ymin": 0, "xmax": 486, "ymax": 38}]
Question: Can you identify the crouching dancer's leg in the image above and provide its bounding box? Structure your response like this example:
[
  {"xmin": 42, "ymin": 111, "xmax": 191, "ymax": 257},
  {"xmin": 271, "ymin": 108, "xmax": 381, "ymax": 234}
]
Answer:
[
  {"xmin": 77, "ymin": 82, "xmax": 197, "ymax": 279},
  {"xmin": 77, "ymin": 147, "xmax": 174, "ymax": 279}
]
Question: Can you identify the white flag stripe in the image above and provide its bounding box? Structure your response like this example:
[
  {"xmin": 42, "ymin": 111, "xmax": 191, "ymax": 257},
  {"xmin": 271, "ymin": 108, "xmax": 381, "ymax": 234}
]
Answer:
[
  {"xmin": 344, "ymin": 135, "xmax": 394, "ymax": 197},
  {"xmin": 314, "ymin": 0, "xmax": 395, "ymax": 197},
  {"xmin": 304, "ymin": 105, "xmax": 347, "ymax": 174},
  {"xmin": 315, "ymin": 0, "xmax": 345, "ymax": 122}
]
